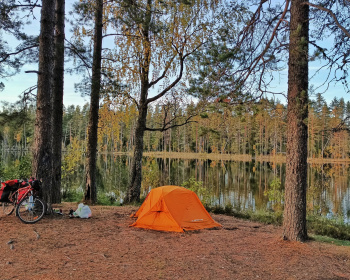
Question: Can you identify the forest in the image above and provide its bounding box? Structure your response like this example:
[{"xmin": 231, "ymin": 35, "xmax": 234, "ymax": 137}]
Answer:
[
  {"xmin": 1, "ymin": 94, "xmax": 350, "ymax": 160},
  {"xmin": 1, "ymin": 0, "xmax": 349, "ymax": 242}
]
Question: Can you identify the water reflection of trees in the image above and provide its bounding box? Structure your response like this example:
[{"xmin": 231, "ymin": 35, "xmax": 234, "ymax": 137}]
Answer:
[
  {"xmin": 1, "ymin": 152, "xmax": 350, "ymax": 221},
  {"xmin": 307, "ymin": 164, "xmax": 350, "ymax": 222},
  {"xmin": 152, "ymin": 157, "xmax": 350, "ymax": 222}
]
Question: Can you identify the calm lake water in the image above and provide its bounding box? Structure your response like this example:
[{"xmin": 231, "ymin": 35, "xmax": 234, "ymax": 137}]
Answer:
[
  {"xmin": 3, "ymin": 153, "xmax": 350, "ymax": 224},
  {"xmin": 91, "ymin": 155, "xmax": 350, "ymax": 224}
]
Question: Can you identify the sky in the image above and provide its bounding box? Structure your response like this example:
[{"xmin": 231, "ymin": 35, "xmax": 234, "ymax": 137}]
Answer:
[
  {"xmin": 1, "ymin": 1, "xmax": 348, "ymax": 108},
  {"xmin": 2, "ymin": 66, "xmax": 89, "ymax": 107},
  {"xmin": 1, "ymin": 2, "xmax": 90, "ymax": 107}
]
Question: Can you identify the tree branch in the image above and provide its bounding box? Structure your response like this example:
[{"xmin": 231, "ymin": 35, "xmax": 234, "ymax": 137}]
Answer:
[
  {"xmin": 102, "ymin": 33, "xmax": 141, "ymax": 39},
  {"xmin": 302, "ymin": 2, "xmax": 350, "ymax": 38},
  {"xmin": 0, "ymin": 44, "xmax": 39, "ymax": 63},
  {"xmin": 145, "ymin": 116, "xmax": 197, "ymax": 132},
  {"xmin": 64, "ymin": 39, "xmax": 92, "ymax": 71},
  {"xmin": 238, "ymin": 0, "xmax": 290, "ymax": 89},
  {"xmin": 148, "ymin": 54, "xmax": 176, "ymax": 88},
  {"xmin": 146, "ymin": 56, "xmax": 184, "ymax": 104}
]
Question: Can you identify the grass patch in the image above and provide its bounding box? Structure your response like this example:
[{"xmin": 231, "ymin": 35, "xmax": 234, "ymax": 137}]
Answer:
[
  {"xmin": 209, "ymin": 205, "xmax": 350, "ymax": 242},
  {"xmin": 97, "ymin": 193, "xmax": 120, "ymax": 206},
  {"xmin": 248, "ymin": 210, "xmax": 283, "ymax": 225},
  {"xmin": 209, "ymin": 205, "xmax": 283, "ymax": 225},
  {"xmin": 307, "ymin": 215, "xmax": 350, "ymax": 241},
  {"xmin": 62, "ymin": 191, "xmax": 83, "ymax": 202},
  {"xmin": 309, "ymin": 234, "xmax": 350, "ymax": 246}
]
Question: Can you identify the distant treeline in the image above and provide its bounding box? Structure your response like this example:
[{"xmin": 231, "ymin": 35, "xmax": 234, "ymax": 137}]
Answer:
[{"xmin": 1, "ymin": 93, "xmax": 349, "ymax": 160}]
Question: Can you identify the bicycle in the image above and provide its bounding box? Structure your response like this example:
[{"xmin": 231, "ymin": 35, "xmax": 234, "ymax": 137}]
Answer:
[{"xmin": 1, "ymin": 179, "xmax": 45, "ymax": 224}]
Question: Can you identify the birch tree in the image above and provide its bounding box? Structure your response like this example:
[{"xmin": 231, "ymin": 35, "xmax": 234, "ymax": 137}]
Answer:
[{"xmin": 107, "ymin": 0, "xmax": 217, "ymax": 202}]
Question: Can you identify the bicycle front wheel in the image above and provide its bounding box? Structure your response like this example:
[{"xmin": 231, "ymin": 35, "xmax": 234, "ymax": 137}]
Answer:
[
  {"xmin": 2, "ymin": 202, "xmax": 15, "ymax": 216},
  {"xmin": 16, "ymin": 196, "xmax": 45, "ymax": 224}
]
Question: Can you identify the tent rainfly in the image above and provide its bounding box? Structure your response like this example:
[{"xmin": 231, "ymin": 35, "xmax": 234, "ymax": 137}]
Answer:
[{"xmin": 130, "ymin": 185, "xmax": 221, "ymax": 232}]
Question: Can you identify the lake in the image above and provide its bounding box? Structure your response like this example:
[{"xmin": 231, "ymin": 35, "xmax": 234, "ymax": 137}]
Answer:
[{"xmin": 3, "ymin": 152, "xmax": 350, "ymax": 224}]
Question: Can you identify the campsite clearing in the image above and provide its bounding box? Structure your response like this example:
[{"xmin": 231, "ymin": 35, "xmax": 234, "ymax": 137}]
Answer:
[{"xmin": 0, "ymin": 203, "xmax": 349, "ymax": 280}]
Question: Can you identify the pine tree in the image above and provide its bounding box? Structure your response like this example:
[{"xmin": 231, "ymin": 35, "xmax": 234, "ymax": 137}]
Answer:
[
  {"xmin": 51, "ymin": 0, "xmax": 66, "ymax": 204},
  {"xmin": 84, "ymin": 0, "xmax": 103, "ymax": 204},
  {"xmin": 32, "ymin": 0, "xmax": 56, "ymax": 208}
]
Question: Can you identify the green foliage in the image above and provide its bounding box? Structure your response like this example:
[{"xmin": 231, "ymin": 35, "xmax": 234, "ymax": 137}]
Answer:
[
  {"xmin": 61, "ymin": 138, "xmax": 85, "ymax": 201},
  {"xmin": 0, "ymin": 156, "xmax": 32, "ymax": 180},
  {"xmin": 97, "ymin": 192, "xmax": 121, "ymax": 206},
  {"xmin": 210, "ymin": 205, "xmax": 284, "ymax": 225},
  {"xmin": 209, "ymin": 204, "xmax": 350, "ymax": 241},
  {"xmin": 264, "ymin": 178, "xmax": 284, "ymax": 211},
  {"xmin": 0, "ymin": 162, "xmax": 5, "ymax": 179},
  {"xmin": 142, "ymin": 158, "xmax": 161, "ymax": 193},
  {"xmin": 181, "ymin": 177, "xmax": 211, "ymax": 206},
  {"xmin": 310, "ymin": 235, "xmax": 350, "ymax": 246},
  {"xmin": 62, "ymin": 189, "xmax": 83, "ymax": 202},
  {"xmin": 62, "ymin": 137, "xmax": 83, "ymax": 178},
  {"xmin": 1, "ymin": 164, "xmax": 19, "ymax": 180},
  {"xmin": 17, "ymin": 156, "xmax": 32, "ymax": 178},
  {"xmin": 307, "ymin": 215, "xmax": 350, "ymax": 241},
  {"xmin": 200, "ymin": 112, "xmax": 209, "ymax": 118},
  {"xmin": 248, "ymin": 210, "xmax": 284, "ymax": 225}
]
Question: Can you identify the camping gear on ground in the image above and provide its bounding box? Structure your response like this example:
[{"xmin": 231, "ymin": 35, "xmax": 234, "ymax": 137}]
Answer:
[
  {"xmin": 130, "ymin": 185, "xmax": 221, "ymax": 232},
  {"xmin": 53, "ymin": 208, "xmax": 63, "ymax": 215},
  {"xmin": 74, "ymin": 203, "xmax": 92, "ymax": 218}
]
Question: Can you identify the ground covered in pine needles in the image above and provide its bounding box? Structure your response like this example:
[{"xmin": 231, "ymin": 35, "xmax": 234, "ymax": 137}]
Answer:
[{"xmin": 0, "ymin": 203, "xmax": 349, "ymax": 280}]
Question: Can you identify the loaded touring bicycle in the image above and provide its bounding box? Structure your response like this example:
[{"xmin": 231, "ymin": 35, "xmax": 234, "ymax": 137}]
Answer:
[{"xmin": 0, "ymin": 179, "xmax": 45, "ymax": 223}]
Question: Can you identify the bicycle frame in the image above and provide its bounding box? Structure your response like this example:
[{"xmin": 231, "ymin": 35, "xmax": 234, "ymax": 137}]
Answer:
[
  {"xmin": 3, "ymin": 185, "xmax": 34, "ymax": 216},
  {"xmin": 8, "ymin": 185, "xmax": 32, "ymax": 205},
  {"xmin": 2, "ymin": 179, "xmax": 45, "ymax": 223}
]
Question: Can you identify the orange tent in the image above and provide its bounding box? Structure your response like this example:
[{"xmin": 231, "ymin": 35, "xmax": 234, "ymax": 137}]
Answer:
[{"xmin": 130, "ymin": 185, "xmax": 221, "ymax": 232}]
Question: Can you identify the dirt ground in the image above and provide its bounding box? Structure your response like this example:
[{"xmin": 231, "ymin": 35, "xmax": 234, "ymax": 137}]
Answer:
[{"xmin": 0, "ymin": 203, "xmax": 349, "ymax": 280}]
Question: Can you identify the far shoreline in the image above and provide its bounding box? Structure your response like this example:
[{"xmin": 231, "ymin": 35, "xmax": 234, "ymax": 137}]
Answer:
[{"xmin": 98, "ymin": 151, "xmax": 350, "ymax": 164}]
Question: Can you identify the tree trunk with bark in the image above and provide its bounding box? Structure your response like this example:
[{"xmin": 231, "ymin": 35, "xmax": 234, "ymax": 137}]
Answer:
[
  {"xmin": 124, "ymin": 0, "xmax": 152, "ymax": 204},
  {"xmin": 283, "ymin": 0, "xmax": 309, "ymax": 241},
  {"xmin": 51, "ymin": 0, "xmax": 65, "ymax": 204},
  {"xmin": 84, "ymin": 0, "xmax": 103, "ymax": 204},
  {"xmin": 32, "ymin": 0, "xmax": 55, "ymax": 207},
  {"xmin": 125, "ymin": 105, "xmax": 148, "ymax": 203}
]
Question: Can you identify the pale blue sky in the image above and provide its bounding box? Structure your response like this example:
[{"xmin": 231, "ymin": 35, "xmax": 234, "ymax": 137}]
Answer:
[{"xmin": 1, "ymin": 2, "xmax": 90, "ymax": 106}]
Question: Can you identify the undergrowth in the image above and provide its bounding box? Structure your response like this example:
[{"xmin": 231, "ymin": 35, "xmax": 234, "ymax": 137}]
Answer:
[
  {"xmin": 307, "ymin": 215, "xmax": 350, "ymax": 241},
  {"xmin": 309, "ymin": 235, "xmax": 350, "ymax": 246},
  {"xmin": 208, "ymin": 204, "xmax": 350, "ymax": 244}
]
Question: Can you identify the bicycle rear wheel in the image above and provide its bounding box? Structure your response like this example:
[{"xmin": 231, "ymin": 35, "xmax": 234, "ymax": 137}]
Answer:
[
  {"xmin": 2, "ymin": 202, "xmax": 15, "ymax": 215},
  {"xmin": 16, "ymin": 196, "xmax": 45, "ymax": 224}
]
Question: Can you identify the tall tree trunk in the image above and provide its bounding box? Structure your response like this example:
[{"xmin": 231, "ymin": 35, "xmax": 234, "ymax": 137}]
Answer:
[
  {"xmin": 125, "ymin": 105, "xmax": 148, "ymax": 203},
  {"xmin": 125, "ymin": 0, "xmax": 152, "ymax": 203},
  {"xmin": 51, "ymin": 0, "xmax": 65, "ymax": 204},
  {"xmin": 84, "ymin": 0, "xmax": 103, "ymax": 204},
  {"xmin": 32, "ymin": 0, "xmax": 55, "ymax": 208},
  {"xmin": 283, "ymin": 0, "xmax": 309, "ymax": 241}
]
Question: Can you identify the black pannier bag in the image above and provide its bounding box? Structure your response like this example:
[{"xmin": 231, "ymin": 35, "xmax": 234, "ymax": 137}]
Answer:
[
  {"xmin": 0, "ymin": 180, "xmax": 20, "ymax": 202},
  {"xmin": 0, "ymin": 183, "xmax": 12, "ymax": 202},
  {"xmin": 30, "ymin": 179, "xmax": 41, "ymax": 192}
]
